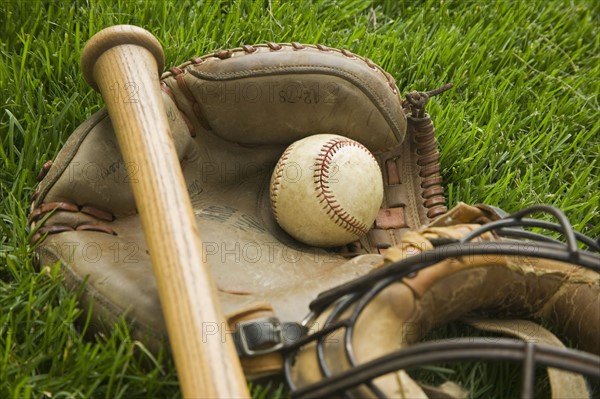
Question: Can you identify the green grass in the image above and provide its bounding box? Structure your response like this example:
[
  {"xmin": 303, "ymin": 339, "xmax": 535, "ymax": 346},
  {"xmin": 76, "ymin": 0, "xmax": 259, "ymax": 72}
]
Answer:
[{"xmin": 1, "ymin": 0, "xmax": 598, "ymax": 397}]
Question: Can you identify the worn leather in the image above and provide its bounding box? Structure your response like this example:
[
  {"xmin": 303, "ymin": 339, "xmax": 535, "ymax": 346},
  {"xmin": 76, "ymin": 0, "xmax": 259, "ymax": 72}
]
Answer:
[
  {"xmin": 30, "ymin": 44, "xmax": 598, "ymax": 396},
  {"xmin": 30, "ymin": 43, "xmax": 448, "ymax": 378},
  {"xmin": 290, "ymin": 203, "xmax": 600, "ymax": 397},
  {"xmin": 465, "ymin": 318, "xmax": 590, "ymax": 399}
]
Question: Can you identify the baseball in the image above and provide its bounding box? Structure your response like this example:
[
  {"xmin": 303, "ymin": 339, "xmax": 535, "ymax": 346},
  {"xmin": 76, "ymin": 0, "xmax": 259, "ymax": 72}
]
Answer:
[{"xmin": 270, "ymin": 134, "xmax": 383, "ymax": 247}]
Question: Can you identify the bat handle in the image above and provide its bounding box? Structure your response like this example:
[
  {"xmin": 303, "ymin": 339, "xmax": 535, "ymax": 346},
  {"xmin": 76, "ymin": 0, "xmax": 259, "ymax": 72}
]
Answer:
[{"xmin": 81, "ymin": 25, "xmax": 249, "ymax": 398}]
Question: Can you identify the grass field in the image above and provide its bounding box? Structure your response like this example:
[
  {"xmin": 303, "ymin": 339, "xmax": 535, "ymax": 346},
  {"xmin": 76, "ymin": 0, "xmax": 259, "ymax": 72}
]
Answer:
[{"xmin": 1, "ymin": 0, "xmax": 598, "ymax": 398}]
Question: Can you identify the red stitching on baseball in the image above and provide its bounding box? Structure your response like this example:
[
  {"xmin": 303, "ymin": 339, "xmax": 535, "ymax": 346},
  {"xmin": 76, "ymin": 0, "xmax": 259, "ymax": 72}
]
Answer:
[
  {"xmin": 270, "ymin": 143, "xmax": 296, "ymax": 222},
  {"xmin": 314, "ymin": 138, "xmax": 374, "ymax": 236}
]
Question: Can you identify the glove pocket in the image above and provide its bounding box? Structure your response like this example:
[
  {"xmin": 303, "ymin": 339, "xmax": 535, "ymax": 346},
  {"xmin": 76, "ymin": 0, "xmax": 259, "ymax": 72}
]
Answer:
[{"xmin": 162, "ymin": 43, "xmax": 408, "ymax": 150}]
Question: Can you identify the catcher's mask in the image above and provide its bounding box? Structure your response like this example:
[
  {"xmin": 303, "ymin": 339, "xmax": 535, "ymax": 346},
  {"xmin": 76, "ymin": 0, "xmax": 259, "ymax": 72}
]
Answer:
[{"xmin": 283, "ymin": 205, "xmax": 600, "ymax": 399}]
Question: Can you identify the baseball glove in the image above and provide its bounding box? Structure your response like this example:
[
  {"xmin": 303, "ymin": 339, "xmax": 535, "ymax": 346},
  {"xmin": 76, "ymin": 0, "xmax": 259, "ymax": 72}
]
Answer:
[
  {"xmin": 30, "ymin": 42, "xmax": 447, "ymax": 373},
  {"xmin": 29, "ymin": 42, "xmax": 599, "ymax": 397}
]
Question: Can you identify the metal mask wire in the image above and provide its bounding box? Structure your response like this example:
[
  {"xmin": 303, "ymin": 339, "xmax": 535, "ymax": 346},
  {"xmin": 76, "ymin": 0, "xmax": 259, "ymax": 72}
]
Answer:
[{"xmin": 283, "ymin": 205, "xmax": 600, "ymax": 398}]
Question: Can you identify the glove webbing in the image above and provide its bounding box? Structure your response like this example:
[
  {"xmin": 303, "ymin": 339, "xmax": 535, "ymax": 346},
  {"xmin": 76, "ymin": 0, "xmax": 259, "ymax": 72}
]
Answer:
[{"xmin": 342, "ymin": 110, "xmax": 447, "ymax": 256}]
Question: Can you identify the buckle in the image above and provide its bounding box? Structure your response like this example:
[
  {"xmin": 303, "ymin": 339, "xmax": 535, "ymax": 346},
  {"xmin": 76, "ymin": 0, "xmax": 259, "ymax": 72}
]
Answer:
[{"xmin": 236, "ymin": 317, "xmax": 285, "ymax": 357}]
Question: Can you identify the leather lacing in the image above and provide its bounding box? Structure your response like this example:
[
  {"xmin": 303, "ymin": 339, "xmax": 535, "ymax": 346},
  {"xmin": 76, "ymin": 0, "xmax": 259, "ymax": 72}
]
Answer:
[
  {"xmin": 162, "ymin": 42, "xmax": 399, "ymax": 93},
  {"xmin": 161, "ymin": 42, "xmax": 401, "ymax": 139},
  {"xmin": 405, "ymin": 85, "xmax": 453, "ymax": 220},
  {"xmin": 29, "ymin": 163, "xmax": 117, "ymax": 246},
  {"xmin": 338, "ymin": 85, "xmax": 452, "ymax": 257},
  {"xmin": 411, "ymin": 116, "xmax": 447, "ymax": 219},
  {"xmin": 36, "ymin": 160, "xmax": 53, "ymax": 182}
]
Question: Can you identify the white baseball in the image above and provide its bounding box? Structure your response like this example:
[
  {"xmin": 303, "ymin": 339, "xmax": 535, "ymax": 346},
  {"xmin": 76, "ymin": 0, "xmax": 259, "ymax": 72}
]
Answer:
[{"xmin": 270, "ymin": 134, "xmax": 383, "ymax": 247}]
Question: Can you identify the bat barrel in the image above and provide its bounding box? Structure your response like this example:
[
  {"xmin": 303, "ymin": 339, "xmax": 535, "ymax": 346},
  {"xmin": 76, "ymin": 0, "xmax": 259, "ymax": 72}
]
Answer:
[{"xmin": 80, "ymin": 25, "xmax": 249, "ymax": 398}]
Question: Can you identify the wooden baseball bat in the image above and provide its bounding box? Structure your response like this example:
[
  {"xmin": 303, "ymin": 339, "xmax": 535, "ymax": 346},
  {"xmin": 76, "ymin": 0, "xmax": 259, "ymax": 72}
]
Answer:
[{"xmin": 80, "ymin": 25, "xmax": 249, "ymax": 398}]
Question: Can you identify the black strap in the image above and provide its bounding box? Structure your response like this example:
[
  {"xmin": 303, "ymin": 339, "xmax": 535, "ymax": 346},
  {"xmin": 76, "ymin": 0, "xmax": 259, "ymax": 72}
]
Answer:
[{"xmin": 234, "ymin": 317, "xmax": 308, "ymax": 357}]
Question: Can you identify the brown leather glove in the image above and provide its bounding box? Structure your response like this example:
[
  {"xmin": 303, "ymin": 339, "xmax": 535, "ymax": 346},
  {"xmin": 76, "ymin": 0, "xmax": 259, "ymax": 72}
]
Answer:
[{"xmin": 29, "ymin": 43, "xmax": 447, "ymax": 378}]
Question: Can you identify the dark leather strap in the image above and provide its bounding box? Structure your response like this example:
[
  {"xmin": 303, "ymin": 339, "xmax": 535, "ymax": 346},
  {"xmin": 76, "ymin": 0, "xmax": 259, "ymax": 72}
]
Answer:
[{"xmin": 234, "ymin": 317, "xmax": 308, "ymax": 358}]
